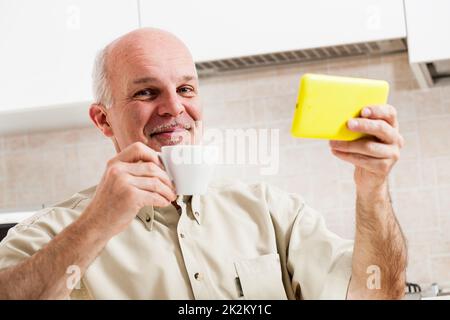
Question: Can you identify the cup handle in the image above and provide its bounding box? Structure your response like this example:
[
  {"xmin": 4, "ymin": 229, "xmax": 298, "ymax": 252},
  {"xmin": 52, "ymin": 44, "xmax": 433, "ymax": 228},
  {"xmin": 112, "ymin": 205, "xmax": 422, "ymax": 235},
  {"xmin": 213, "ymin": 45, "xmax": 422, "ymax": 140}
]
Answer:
[{"xmin": 157, "ymin": 152, "xmax": 173, "ymax": 182}]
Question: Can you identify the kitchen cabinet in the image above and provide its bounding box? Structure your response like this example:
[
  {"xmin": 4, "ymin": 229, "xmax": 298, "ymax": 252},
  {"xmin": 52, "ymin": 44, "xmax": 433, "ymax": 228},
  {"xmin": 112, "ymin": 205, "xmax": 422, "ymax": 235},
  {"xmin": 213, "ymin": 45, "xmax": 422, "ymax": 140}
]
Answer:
[
  {"xmin": 404, "ymin": 0, "xmax": 450, "ymax": 63},
  {"xmin": 139, "ymin": 0, "xmax": 406, "ymax": 63},
  {"xmin": 0, "ymin": 0, "xmax": 138, "ymax": 112}
]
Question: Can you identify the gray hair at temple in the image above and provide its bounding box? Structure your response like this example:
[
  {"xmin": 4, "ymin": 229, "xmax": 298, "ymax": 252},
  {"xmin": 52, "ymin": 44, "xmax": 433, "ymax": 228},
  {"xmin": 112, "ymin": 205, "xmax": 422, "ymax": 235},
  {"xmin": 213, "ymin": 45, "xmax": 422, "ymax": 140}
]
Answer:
[{"xmin": 92, "ymin": 46, "xmax": 113, "ymax": 108}]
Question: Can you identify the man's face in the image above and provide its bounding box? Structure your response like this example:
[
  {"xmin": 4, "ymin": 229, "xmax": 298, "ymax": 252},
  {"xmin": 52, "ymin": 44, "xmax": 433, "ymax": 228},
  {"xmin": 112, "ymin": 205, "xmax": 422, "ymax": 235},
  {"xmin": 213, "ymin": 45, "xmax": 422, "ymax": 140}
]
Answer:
[{"xmin": 103, "ymin": 33, "xmax": 202, "ymax": 152}]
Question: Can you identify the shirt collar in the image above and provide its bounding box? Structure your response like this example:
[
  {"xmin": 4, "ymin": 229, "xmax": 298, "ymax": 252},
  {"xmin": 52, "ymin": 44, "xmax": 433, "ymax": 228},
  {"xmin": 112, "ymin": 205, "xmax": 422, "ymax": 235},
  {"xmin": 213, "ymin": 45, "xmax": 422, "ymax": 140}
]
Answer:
[
  {"xmin": 136, "ymin": 195, "xmax": 202, "ymax": 230},
  {"xmin": 136, "ymin": 205, "xmax": 155, "ymax": 231},
  {"xmin": 176, "ymin": 195, "xmax": 202, "ymax": 225},
  {"xmin": 191, "ymin": 194, "xmax": 202, "ymax": 225}
]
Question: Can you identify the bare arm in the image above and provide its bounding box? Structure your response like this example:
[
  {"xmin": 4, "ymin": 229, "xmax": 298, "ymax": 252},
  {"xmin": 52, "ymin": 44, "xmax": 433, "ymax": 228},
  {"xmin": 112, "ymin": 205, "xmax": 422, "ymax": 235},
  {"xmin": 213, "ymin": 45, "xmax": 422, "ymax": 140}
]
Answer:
[
  {"xmin": 329, "ymin": 105, "xmax": 407, "ymax": 299},
  {"xmin": 0, "ymin": 209, "xmax": 111, "ymax": 299},
  {"xmin": 0, "ymin": 142, "xmax": 176, "ymax": 299},
  {"xmin": 348, "ymin": 184, "xmax": 407, "ymax": 299}
]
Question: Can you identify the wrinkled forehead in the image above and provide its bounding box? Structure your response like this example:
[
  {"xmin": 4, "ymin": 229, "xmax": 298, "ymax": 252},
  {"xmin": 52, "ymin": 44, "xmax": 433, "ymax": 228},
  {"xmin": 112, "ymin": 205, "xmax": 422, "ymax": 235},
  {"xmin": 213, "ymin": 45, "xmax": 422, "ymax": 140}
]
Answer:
[{"xmin": 108, "ymin": 38, "xmax": 198, "ymax": 90}]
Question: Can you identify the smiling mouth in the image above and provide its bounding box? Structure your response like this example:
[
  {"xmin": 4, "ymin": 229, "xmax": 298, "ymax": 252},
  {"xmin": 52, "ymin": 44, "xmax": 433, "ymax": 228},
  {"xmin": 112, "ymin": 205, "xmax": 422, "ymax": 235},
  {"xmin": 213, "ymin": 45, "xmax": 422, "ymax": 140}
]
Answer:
[{"xmin": 149, "ymin": 123, "xmax": 192, "ymax": 138}]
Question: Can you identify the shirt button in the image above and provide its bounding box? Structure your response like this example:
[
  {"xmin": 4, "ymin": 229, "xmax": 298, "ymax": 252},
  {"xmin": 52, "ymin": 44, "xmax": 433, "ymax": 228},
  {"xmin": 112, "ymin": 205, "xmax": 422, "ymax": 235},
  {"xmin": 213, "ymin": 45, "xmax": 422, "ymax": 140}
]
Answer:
[
  {"xmin": 180, "ymin": 233, "xmax": 185, "ymax": 238},
  {"xmin": 194, "ymin": 211, "xmax": 200, "ymax": 216},
  {"xmin": 146, "ymin": 216, "xmax": 151, "ymax": 222},
  {"xmin": 194, "ymin": 272, "xmax": 203, "ymax": 281}
]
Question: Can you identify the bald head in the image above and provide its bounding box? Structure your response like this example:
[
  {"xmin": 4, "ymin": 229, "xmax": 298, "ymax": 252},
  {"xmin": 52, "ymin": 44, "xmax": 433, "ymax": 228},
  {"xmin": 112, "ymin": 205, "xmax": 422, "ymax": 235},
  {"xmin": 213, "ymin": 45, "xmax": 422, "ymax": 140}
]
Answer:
[
  {"xmin": 90, "ymin": 27, "xmax": 202, "ymax": 152},
  {"xmin": 93, "ymin": 28, "xmax": 197, "ymax": 107}
]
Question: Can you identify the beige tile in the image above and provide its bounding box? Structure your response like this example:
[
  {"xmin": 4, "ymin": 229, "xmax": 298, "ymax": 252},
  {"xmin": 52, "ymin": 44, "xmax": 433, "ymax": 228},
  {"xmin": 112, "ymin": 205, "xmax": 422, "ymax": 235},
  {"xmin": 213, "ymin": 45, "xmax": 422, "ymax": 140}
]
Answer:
[
  {"xmin": 337, "ymin": 160, "xmax": 355, "ymax": 181},
  {"xmin": 72, "ymin": 127, "xmax": 110, "ymax": 145},
  {"xmin": 262, "ymin": 95, "xmax": 297, "ymax": 123},
  {"xmin": 392, "ymin": 98, "xmax": 417, "ymax": 123},
  {"xmin": 435, "ymin": 157, "xmax": 450, "ymax": 186},
  {"xmin": 1, "ymin": 187, "xmax": 17, "ymax": 209},
  {"xmin": 431, "ymin": 241, "xmax": 450, "ymax": 256},
  {"xmin": 282, "ymin": 174, "xmax": 312, "ymax": 200},
  {"xmin": 63, "ymin": 147, "xmax": 81, "ymax": 175},
  {"xmin": 199, "ymin": 78, "xmax": 225, "ymax": 102},
  {"xmin": 0, "ymin": 154, "xmax": 5, "ymax": 181},
  {"xmin": 248, "ymin": 75, "xmax": 283, "ymax": 98},
  {"xmin": 406, "ymin": 244, "xmax": 433, "ymax": 286},
  {"xmin": 278, "ymin": 147, "xmax": 310, "ymax": 176},
  {"xmin": 440, "ymin": 86, "xmax": 450, "ymax": 103},
  {"xmin": 420, "ymin": 158, "xmax": 437, "ymax": 188},
  {"xmin": 399, "ymin": 120, "xmax": 418, "ymax": 134},
  {"xmin": 438, "ymin": 186, "xmax": 450, "ymax": 207},
  {"xmin": 398, "ymin": 132, "xmax": 419, "ymax": 160},
  {"xmin": 3, "ymin": 134, "xmax": 28, "ymax": 153},
  {"xmin": 202, "ymin": 101, "xmax": 228, "ymax": 127},
  {"xmin": 0, "ymin": 179, "xmax": 6, "ymax": 208},
  {"xmin": 18, "ymin": 189, "xmax": 48, "ymax": 208},
  {"xmin": 391, "ymin": 159, "xmax": 421, "ymax": 189},
  {"xmin": 27, "ymin": 129, "xmax": 80, "ymax": 150},
  {"xmin": 405, "ymin": 229, "xmax": 440, "ymax": 247},
  {"xmin": 220, "ymin": 77, "xmax": 251, "ymax": 101},
  {"xmin": 3, "ymin": 152, "xmax": 44, "ymax": 191},
  {"xmin": 430, "ymin": 256, "xmax": 450, "ymax": 285},
  {"xmin": 412, "ymin": 87, "xmax": 445, "ymax": 119},
  {"xmin": 77, "ymin": 144, "xmax": 115, "ymax": 187},
  {"xmin": 381, "ymin": 54, "xmax": 416, "ymax": 82},
  {"xmin": 222, "ymin": 99, "xmax": 254, "ymax": 126},
  {"xmin": 393, "ymin": 188, "xmax": 439, "ymax": 232},
  {"xmin": 274, "ymin": 74, "xmax": 301, "ymax": 96},
  {"xmin": 329, "ymin": 57, "xmax": 370, "ymax": 78},
  {"xmin": 339, "ymin": 179, "xmax": 356, "ymax": 209},
  {"xmin": 258, "ymin": 120, "xmax": 297, "ymax": 148},
  {"xmin": 390, "ymin": 80, "xmax": 419, "ymax": 93},
  {"xmin": 419, "ymin": 116, "xmax": 450, "ymax": 158},
  {"xmin": 437, "ymin": 187, "xmax": 450, "ymax": 240},
  {"xmin": 307, "ymin": 143, "xmax": 339, "ymax": 174},
  {"xmin": 250, "ymin": 98, "xmax": 269, "ymax": 124},
  {"xmin": 310, "ymin": 174, "xmax": 341, "ymax": 211},
  {"xmin": 50, "ymin": 171, "xmax": 83, "ymax": 204}
]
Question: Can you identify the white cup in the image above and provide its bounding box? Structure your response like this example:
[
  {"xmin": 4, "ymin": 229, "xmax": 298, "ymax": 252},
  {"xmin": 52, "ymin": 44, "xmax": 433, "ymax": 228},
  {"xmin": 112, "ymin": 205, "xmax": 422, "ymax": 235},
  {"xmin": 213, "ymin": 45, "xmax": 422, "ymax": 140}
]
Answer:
[{"xmin": 158, "ymin": 145, "xmax": 219, "ymax": 195}]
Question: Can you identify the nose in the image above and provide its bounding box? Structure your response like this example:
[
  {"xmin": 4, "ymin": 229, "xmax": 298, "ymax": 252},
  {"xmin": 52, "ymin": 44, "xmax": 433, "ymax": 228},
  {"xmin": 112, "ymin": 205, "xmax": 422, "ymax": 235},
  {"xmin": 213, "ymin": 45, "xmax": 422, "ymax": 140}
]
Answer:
[{"xmin": 156, "ymin": 91, "xmax": 185, "ymax": 117}]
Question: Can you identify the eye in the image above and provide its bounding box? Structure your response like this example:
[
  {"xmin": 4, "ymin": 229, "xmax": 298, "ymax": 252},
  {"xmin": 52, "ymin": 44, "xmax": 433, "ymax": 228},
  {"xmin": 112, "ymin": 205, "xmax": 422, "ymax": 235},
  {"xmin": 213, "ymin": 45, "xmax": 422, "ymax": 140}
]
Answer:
[
  {"xmin": 133, "ymin": 88, "xmax": 158, "ymax": 100},
  {"xmin": 177, "ymin": 86, "xmax": 196, "ymax": 97}
]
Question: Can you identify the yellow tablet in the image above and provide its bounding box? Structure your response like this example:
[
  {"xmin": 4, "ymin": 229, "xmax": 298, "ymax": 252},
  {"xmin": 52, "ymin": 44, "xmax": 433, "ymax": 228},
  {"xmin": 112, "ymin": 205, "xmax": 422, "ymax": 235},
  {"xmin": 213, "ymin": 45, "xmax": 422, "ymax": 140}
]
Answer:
[{"xmin": 290, "ymin": 74, "xmax": 389, "ymax": 141}]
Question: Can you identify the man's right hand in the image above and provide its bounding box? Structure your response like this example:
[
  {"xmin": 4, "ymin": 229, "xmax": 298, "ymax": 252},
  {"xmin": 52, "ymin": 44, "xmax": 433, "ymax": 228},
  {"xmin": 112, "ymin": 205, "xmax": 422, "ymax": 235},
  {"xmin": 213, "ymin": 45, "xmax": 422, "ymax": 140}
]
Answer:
[{"xmin": 83, "ymin": 142, "xmax": 177, "ymax": 236}]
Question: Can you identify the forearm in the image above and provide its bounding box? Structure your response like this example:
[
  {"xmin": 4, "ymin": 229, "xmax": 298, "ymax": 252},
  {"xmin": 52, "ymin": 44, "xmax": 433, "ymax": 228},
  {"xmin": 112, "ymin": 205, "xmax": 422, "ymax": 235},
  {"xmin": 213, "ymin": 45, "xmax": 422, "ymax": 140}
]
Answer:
[
  {"xmin": 348, "ymin": 183, "xmax": 407, "ymax": 299},
  {"xmin": 0, "ymin": 208, "xmax": 112, "ymax": 299}
]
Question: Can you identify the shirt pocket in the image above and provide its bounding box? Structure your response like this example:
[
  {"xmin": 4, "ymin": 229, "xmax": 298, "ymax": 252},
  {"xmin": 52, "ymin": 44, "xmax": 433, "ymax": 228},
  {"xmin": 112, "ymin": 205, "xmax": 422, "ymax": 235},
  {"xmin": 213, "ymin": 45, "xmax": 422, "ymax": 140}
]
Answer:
[{"xmin": 234, "ymin": 253, "xmax": 287, "ymax": 300}]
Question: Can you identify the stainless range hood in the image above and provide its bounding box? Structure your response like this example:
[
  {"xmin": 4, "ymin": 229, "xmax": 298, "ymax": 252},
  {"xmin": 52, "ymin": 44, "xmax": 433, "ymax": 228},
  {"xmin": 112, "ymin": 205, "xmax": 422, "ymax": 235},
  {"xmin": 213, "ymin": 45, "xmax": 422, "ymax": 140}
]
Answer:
[{"xmin": 196, "ymin": 39, "xmax": 407, "ymax": 77}]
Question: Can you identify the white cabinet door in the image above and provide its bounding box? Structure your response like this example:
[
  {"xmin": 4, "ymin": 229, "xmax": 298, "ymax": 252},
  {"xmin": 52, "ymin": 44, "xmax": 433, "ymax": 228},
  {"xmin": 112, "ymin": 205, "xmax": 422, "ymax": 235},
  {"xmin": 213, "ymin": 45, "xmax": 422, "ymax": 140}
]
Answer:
[
  {"xmin": 0, "ymin": 0, "xmax": 138, "ymax": 111},
  {"xmin": 404, "ymin": 0, "xmax": 450, "ymax": 63},
  {"xmin": 139, "ymin": 0, "xmax": 406, "ymax": 63}
]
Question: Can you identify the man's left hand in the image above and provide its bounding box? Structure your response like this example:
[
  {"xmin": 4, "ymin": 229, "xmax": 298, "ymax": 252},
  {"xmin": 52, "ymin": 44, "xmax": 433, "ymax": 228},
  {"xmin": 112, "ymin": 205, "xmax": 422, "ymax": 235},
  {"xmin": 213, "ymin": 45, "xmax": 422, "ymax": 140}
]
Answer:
[{"xmin": 329, "ymin": 105, "xmax": 404, "ymax": 194}]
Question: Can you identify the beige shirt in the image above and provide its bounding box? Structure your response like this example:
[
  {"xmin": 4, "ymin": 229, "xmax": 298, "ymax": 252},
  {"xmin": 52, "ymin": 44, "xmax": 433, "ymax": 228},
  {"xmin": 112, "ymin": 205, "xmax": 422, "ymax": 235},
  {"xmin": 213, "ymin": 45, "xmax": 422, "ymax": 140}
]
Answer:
[{"xmin": 0, "ymin": 180, "xmax": 353, "ymax": 300}]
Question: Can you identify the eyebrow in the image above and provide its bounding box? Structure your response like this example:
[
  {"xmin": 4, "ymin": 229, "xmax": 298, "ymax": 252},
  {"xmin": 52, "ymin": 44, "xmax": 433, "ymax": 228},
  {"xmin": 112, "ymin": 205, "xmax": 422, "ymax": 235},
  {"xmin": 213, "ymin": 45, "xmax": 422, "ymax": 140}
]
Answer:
[{"xmin": 132, "ymin": 75, "xmax": 197, "ymax": 85}]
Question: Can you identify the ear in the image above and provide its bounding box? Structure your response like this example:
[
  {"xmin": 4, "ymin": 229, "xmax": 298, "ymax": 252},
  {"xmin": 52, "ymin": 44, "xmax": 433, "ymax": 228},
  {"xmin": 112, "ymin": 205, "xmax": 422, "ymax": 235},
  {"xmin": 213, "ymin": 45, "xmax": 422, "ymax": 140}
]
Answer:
[{"xmin": 89, "ymin": 103, "xmax": 114, "ymax": 138}]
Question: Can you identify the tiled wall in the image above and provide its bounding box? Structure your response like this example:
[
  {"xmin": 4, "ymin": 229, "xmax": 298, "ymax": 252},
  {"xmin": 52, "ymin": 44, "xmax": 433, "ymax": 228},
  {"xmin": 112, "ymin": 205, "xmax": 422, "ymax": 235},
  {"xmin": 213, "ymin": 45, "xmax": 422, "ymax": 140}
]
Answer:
[{"xmin": 1, "ymin": 52, "xmax": 450, "ymax": 289}]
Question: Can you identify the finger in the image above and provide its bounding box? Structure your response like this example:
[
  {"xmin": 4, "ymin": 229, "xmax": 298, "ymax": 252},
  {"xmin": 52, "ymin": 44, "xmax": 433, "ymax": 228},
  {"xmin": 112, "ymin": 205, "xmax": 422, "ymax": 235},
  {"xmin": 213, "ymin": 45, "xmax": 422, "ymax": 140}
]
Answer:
[
  {"xmin": 360, "ymin": 105, "xmax": 399, "ymax": 129},
  {"xmin": 136, "ymin": 188, "xmax": 171, "ymax": 207},
  {"xmin": 347, "ymin": 118, "xmax": 398, "ymax": 144},
  {"xmin": 128, "ymin": 176, "xmax": 177, "ymax": 202},
  {"xmin": 329, "ymin": 139, "xmax": 399, "ymax": 159},
  {"xmin": 115, "ymin": 142, "xmax": 162, "ymax": 167},
  {"xmin": 331, "ymin": 149, "xmax": 392, "ymax": 174},
  {"xmin": 123, "ymin": 162, "xmax": 175, "ymax": 190}
]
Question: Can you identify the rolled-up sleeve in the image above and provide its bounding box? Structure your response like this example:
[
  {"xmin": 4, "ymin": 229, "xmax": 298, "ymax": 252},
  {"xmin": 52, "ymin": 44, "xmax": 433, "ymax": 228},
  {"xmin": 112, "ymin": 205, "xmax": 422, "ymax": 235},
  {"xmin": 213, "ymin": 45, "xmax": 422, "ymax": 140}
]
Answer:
[
  {"xmin": 0, "ymin": 214, "xmax": 54, "ymax": 270},
  {"xmin": 264, "ymin": 183, "xmax": 353, "ymax": 300},
  {"xmin": 287, "ymin": 203, "xmax": 354, "ymax": 299}
]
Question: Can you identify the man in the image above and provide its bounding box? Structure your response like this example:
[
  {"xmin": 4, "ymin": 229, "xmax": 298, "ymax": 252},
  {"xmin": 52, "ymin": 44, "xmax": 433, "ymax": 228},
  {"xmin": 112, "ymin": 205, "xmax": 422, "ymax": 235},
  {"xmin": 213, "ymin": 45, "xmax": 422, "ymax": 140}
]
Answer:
[{"xmin": 0, "ymin": 28, "xmax": 406, "ymax": 300}]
